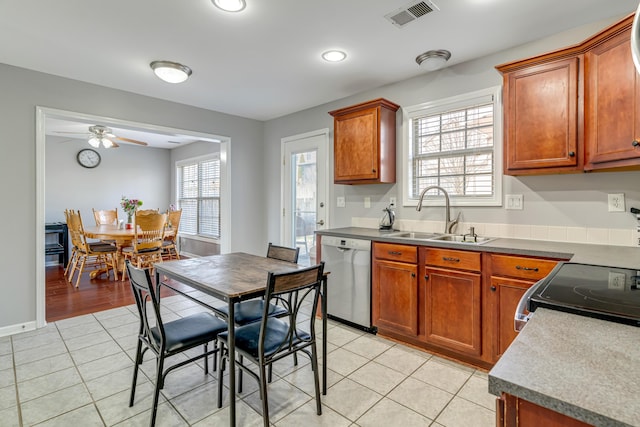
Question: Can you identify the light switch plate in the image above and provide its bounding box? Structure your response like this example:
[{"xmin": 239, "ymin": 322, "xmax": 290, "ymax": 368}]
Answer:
[
  {"xmin": 608, "ymin": 272, "xmax": 626, "ymax": 290},
  {"xmin": 364, "ymin": 197, "xmax": 371, "ymax": 209},
  {"xmin": 336, "ymin": 196, "xmax": 345, "ymax": 208},
  {"xmin": 505, "ymin": 194, "xmax": 523, "ymax": 210}
]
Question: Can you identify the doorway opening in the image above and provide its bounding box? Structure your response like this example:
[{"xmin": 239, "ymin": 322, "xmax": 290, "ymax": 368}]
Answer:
[{"xmin": 36, "ymin": 107, "xmax": 231, "ymax": 327}]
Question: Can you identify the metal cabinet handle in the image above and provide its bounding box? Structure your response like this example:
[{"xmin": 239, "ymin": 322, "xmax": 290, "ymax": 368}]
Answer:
[
  {"xmin": 490, "ymin": 285, "xmax": 497, "ymax": 291},
  {"xmin": 424, "ymin": 274, "xmax": 429, "ymax": 280},
  {"xmin": 633, "ymin": 140, "xmax": 640, "ymax": 147},
  {"xmin": 568, "ymin": 151, "xmax": 575, "ymax": 157},
  {"xmin": 411, "ymin": 273, "xmax": 416, "ymax": 278},
  {"xmin": 388, "ymin": 251, "xmax": 402, "ymax": 256},
  {"xmin": 442, "ymin": 257, "xmax": 460, "ymax": 262},
  {"xmin": 516, "ymin": 265, "xmax": 539, "ymax": 272}
]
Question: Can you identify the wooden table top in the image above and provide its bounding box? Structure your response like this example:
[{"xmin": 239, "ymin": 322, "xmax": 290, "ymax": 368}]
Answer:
[
  {"xmin": 83, "ymin": 224, "xmax": 175, "ymax": 240},
  {"xmin": 154, "ymin": 252, "xmax": 307, "ymax": 301}
]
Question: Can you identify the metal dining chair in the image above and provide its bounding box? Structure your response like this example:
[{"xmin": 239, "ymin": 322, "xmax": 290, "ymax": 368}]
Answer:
[
  {"xmin": 126, "ymin": 261, "xmax": 227, "ymax": 427},
  {"xmin": 216, "ymin": 262, "xmax": 325, "ymax": 427}
]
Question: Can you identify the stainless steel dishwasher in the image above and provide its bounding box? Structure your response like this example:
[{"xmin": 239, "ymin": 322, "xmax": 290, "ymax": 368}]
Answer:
[{"xmin": 321, "ymin": 236, "xmax": 373, "ymax": 332}]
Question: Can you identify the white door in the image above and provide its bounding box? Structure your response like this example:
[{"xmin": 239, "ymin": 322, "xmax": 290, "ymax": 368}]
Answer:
[{"xmin": 281, "ymin": 129, "xmax": 329, "ymax": 266}]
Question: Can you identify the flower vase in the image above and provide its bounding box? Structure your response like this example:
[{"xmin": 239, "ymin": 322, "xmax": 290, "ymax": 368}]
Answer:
[{"xmin": 126, "ymin": 213, "xmax": 133, "ymax": 229}]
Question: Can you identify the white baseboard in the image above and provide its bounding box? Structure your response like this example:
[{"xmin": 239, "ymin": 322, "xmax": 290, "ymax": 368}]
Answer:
[{"xmin": 0, "ymin": 320, "xmax": 38, "ymax": 338}]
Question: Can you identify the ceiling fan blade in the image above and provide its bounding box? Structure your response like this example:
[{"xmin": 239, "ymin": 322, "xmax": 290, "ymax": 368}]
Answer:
[
  {"xmin": 53, "ymin": 131, "xmax": 89, "ymax": 134},
  {"xmin": 111, "ymin": 141, "xmax": 120, "ymax": 148},
  {"xmin": 116, "ymin": 136, "xmax": 148, "ymax": 146}
]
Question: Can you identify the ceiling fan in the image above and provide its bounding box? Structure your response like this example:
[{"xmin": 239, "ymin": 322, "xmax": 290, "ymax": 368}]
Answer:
[{"xmin": 55, "ymin": 125, "xmax": 149, "ymax": 148}]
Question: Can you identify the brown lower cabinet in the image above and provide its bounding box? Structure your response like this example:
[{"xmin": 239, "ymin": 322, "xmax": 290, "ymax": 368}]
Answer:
[
  {"xmin": 371, "ymin": 241, "xmax": 565, "ymax": 368},
  {"xmin": 497, "ymin": 394, "xmax": 592, "ymax": 427}
]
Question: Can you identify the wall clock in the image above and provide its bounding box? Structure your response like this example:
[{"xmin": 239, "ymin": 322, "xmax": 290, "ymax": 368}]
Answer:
[{"xmin": 76, "ymin": 148, "xmax": 101, "ymax": 168}]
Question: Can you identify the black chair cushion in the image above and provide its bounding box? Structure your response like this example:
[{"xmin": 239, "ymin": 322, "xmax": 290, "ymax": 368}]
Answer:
[
  {"xmin": 216, "ymin": 300, "xmax": 287, "ymax": 326},
  {"xmin": 219, "ymin": 317, "xmax": 311, "ymax": 359},
  {"xmin": 150, "ymin": 312, "xmax": 227, "ymax": 353}
]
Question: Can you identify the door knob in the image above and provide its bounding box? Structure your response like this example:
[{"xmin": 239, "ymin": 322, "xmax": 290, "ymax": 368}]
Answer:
[{"xmin": 316, "ymin": 219, "xmax": 325, "ymax": 226}]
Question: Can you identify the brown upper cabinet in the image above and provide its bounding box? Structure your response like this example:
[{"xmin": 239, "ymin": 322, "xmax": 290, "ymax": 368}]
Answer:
[
  {"xmin": 329, "ymin": 98, "xmax": 400, "ymax": 184},
  {"xmin": 497, "ymin": 14, "xmax": 640, "ymax": 175}
]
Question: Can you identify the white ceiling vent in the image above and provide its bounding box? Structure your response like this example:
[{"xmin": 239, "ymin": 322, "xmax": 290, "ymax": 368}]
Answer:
[{"xmin": 385, "ymin": 1, "xmax": 439, "ymax": 28}]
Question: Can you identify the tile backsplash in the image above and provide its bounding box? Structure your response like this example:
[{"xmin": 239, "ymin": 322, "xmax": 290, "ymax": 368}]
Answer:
[{"xmin": 351, "ymin": 217, "xmax": 637, "ymax": 247}]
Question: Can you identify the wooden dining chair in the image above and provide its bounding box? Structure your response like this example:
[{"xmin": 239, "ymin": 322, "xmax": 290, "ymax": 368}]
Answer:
[
  {"xmin": 217, "ymin": 262, "xmax": 325, "ymax": 427},
  {"xmin": 92, "ymin": 208, "xmax": 118, "ymax": 225},
  {"xmin": 65, "ymin": 209, "xmax": 119, "ymax": 287},
  {"xmin": 126, "ymin": 261, "xmax": 227, "ymax": 427},
  {"xmin": 162, "ymin": 209, "xmax": 182, "ymax": 260},
  {"xmin": 121, "ymin": 211, "xmax": 167, "ymax": 281}
]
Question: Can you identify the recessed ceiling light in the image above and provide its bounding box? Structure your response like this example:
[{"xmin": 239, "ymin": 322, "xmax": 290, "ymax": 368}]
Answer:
[
  {"xmin": 150, "ymin": 61, "xmax": 193, "ymax": 84},
  {"xmin": 212, "ymin": 0, "xmax": 246, "ymax": 12},
  {"xmin": 322, "ymin": 50, "xmax": 347, "ymax": 62}
]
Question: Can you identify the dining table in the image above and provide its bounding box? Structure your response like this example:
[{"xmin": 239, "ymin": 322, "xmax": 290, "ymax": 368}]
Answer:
[
  {"xmin": 83, "ymin": 224, "xmax": 175, "ymax": 277},
  {"xmin": 153, "ymin": 253, "xmax": 328, "ymax": 427}
]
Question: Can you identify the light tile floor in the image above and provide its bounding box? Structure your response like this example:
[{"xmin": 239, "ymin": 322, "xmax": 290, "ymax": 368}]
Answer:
[{"xmin": 0, "ymin": 293, "xmax": 496, "ymax": 426}]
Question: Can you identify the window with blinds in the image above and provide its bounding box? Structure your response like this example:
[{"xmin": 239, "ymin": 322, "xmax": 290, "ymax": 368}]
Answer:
[
  {"xmin": 177, "ymin": 155, "xmax": 220, "ymax": 239},
  {"xmin": 404, "ymin": 87, "xmax": 502, "ymax": 207}
]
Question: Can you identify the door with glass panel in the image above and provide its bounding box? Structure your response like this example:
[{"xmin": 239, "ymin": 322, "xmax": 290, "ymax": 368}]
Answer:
[{"xmin": 282, "ymin": 130, "xmax": 329, "ymax": 266}]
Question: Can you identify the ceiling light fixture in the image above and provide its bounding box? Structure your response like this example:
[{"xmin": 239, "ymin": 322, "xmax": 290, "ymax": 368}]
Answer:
[
  {"xmin": 322, "ymin": 50, "xmax": 347, "ymax": 62},
  {"xmin": 212, "ymin": 0, "xmax": 246, "ymax": 12},
  {"xmin": 150, "ymin": 61, "xmax": 193, "ymax": 83},
  {"xmin": 415, "ymin": 49, "xmax": 451, "ymax": 71},
  {"xmin": 88, "ymin": 136, "xmax": 114, "ymax": 148}
]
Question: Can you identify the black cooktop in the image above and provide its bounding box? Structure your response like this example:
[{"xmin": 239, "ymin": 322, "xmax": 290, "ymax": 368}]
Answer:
[{"xmin": 529, "ymin": 262, "xmax": 640, "ymax": 327}]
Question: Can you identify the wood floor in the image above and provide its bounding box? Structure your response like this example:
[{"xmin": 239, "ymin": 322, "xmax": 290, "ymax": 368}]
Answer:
[{"xmin": 46, "ymin": 263, "xmax": 193, "ymax": 323}]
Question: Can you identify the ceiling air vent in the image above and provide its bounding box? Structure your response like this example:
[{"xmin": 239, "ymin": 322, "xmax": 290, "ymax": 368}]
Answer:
[{"xmin": 385, "ymin": 0, "xmax": 439, "ymax": 28}]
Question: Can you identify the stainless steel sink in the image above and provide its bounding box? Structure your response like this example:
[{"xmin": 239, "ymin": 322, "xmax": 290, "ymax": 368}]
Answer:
[
  {"xmin": 428, "ymin": 234, "xmax": 497, "ymax": 245},
  {"xmin": 386, "ymin": 231, "xmax": 497, "ymax": 245},
  {"xmin": 386, "ymin": 231, "xmax": 440, "ymax": 240}
]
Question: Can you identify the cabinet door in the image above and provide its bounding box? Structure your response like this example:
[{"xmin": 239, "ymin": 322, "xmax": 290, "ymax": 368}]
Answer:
[
  {"xmin": 424, "ymin": 266, "xmax": 482, "ymax": 356},
  {"xmin": 372, "ymin": 259, "xmax": 419, "ymax": 336},
  {"xmin": 501, "ymin": 394, "xmax": 592, "ymax": 427},
  {"xmin": 502, "ymin": 57, "xmax": 581, "ymax": 174},
  {"xmin": 585, "ymin": 26, "xmax": 640, "ymax": 169},
  {"xmin": 334, "ymin": 107, "xmax": 379, "ymax": 182},
  {"xmin": 489, "ymin": 276, "xmax": 535, "ymax": 360}
]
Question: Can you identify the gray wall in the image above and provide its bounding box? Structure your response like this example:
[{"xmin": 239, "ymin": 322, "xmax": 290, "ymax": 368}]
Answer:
[
  {"xmin": 263, "ymin": 14, "xmax": 640, "ymax": 242},
  {"xmin": 0, "ymin": 63, "xmax": 264, "ymax": 330},
  {"xmin": 45, "ymin": 136, "xmax": 171, "ymax": 224}
]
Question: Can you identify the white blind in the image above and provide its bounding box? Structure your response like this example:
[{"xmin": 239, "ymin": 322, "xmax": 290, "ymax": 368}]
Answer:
[
  {"xmin": 177, "ymin": 156, "xmax": 220, "ymax": 238},
  {"xmin": 411, "ymin": 99, "xmax": 494, "ymax": 199}
]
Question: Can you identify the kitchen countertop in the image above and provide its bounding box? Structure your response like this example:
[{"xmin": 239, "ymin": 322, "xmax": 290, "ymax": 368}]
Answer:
[
  {"xmin": 318, "ymin": 227, "xmax": 640, "ymax": 425},
  {"xmin": 488, "ymin": 308, "xmax": 640, "ymax": 427},
  {"xmin": 316, "ymin": 227, "xmax": 640, "ymax": 268}
]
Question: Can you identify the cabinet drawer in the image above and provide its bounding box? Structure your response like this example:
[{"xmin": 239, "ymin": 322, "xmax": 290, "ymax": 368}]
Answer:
[
  {"xmin": 425, "ymin": 248, "xmax": 481, "ymax": 272},
  {"xmin": 373, "ymin": 242, "xmax": 417, "ymax": 263},
  {"xmin": 490, "ymin": 254, "xmax": 558, "ymax": 280}
]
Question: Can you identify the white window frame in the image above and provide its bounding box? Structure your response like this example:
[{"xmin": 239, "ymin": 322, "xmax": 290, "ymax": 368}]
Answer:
[
  {"xmin": 401, "ymin": 86, "xmax": 503, "ymax": 208},
  {"xmin": 176, "ymin": 153, "xmax": 221, "ymax": 240}
]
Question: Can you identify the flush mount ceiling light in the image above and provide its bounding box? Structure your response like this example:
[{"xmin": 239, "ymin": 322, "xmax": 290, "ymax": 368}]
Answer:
[
  {"xmin": 322, "ymin": 50, "xmax": 347, "ymax": 62},
  {"xmin": 212, "ymin": 0, "xmax": 246, "ymax": 12},
  {"xmin": 415, "ymin": 49, "xmax": 451, "ymax": 71},
  {"xmin": 150, "ymin": 61, "xmax": 192, "ymax": 83}
]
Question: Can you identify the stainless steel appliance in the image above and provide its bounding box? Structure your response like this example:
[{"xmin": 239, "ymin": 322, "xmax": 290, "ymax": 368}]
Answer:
[
  {"xmin": 321, "ymin": 236, "xmax": 373, "ymax": 331},
  {"xmin": 515, "ymin": 262, "xmax": 640, "ymax": 331}
]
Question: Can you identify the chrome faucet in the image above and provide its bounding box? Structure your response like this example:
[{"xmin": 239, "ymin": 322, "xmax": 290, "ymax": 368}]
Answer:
[{"xmin": 416, "ymin": 185, "xmax": 459, "ymax": 234}]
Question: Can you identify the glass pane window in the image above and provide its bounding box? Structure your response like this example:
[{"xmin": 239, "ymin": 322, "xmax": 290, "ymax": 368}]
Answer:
[
  {"xmin": 177, "ymin": 155, "xmax": 220, "ymax": 239},
  {"xmin": 404, "ymin": 87, "xmax": 502, "ymax": 206}
]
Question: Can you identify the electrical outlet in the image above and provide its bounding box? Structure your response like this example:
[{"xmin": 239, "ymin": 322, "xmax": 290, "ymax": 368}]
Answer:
[
  {"xmin": 389, "ymin": 197, "xmax": 396, "ymax": 207},
  {"xmin": 336, "ymin": 196, "xmax": 345, "ymax": 208},
  {"xmin": 608, "ymin": 193, "xmax": 625, "ymax": 212},
  {"xmin": 608, "ymin": 272, "xmax": 626, "ymax": 290},
  {"xmin": 505, "ymin": 194, "xmax": 523, "ymax": 210},
  {"xmin": 364, "ymin": 197, "xmax": 371, "ymax": 209}
]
